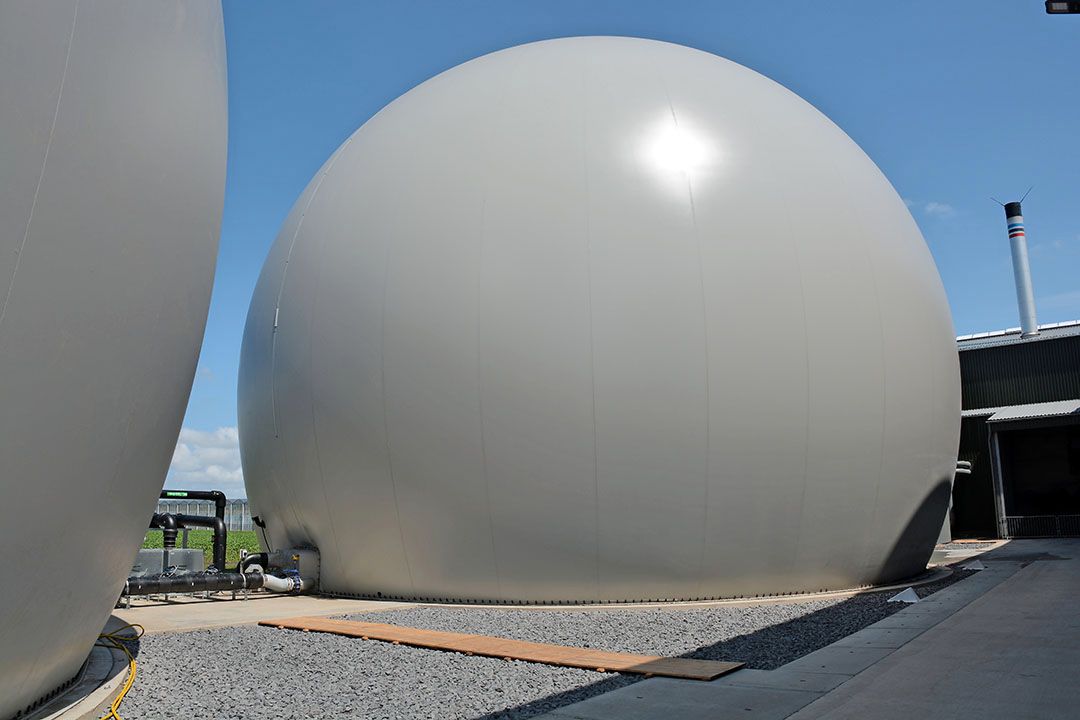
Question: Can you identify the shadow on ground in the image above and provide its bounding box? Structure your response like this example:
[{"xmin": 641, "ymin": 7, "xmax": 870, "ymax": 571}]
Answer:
[
  {"xmin": 472, "ymin": 483, "xmax": 962, "ymax": 720},
  {"xmin": 470, "ymin": 565, "xmax": 968, "ymax": 720}
]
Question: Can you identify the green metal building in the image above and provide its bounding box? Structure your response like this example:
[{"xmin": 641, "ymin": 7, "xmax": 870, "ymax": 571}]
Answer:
[{"xmin": 951, "ymin": 320, "xmax": 1080, "ymax": 538}]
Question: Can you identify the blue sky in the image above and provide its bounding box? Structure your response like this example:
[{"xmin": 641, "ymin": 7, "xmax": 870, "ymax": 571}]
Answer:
[{"xmin": 168, "ymin": 0, "xmax": 1080, "ymax": 495}]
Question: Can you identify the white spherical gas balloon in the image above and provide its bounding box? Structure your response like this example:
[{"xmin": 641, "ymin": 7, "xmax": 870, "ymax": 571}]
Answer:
[
  {"xmin": 240, "ymin": 37, "xmax": 959, "ymax": 604},
  {"xmin": 0, "ymin": 3, "xmax": 225, "ymax": 715}
]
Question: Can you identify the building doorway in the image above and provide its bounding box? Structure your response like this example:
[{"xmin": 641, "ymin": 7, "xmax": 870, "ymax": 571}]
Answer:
[{"xmin": 990, "ymin": 413, "xmax": 1080, "ymax": 537}]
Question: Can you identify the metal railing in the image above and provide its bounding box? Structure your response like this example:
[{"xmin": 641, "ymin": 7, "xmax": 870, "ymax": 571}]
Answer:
[
  {"xmin": 1004, "ymin": 514, "xmax": 1080, "ymax": 538},
  {"xmin": 155, "ymin": 498, "xmax": 253, "ymax": 531}
]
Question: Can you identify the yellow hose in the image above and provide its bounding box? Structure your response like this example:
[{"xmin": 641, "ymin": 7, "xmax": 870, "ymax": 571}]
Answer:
[{"xmin": 95, "ymin": 623, "xmax": 144, "ymax": 720}]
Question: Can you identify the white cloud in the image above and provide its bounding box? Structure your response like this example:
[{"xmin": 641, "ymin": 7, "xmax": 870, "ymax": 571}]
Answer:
[
  {"xmin": 1038, "ymin": 289, "xmax": 1080, "ymax": 313},
  {"xmin": 903, "ymin": 198, "xmax": 955, "ymax": 218},
  {"xmin": 1032, "ymin": 236, "xmax": 1074, "ymax": 256},
  {"xmin": 166, "ymin": 426, "xmax": 245, "ymax": 498},
  {"xmin": 923, "ymin": 201, "xmax": 954, "ymax": 217}
]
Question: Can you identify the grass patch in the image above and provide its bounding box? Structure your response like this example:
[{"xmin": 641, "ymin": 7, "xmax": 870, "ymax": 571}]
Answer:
[{"xmin": 142, "ymin": 529, "xmax": 261, "ymax": 569}]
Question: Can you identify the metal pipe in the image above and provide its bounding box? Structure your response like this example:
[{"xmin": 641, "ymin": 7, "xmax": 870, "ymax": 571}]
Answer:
[
  {"xmin": 148, "ymin": 512, "xmax": 227, "ymax": 571},
  {"xmin": 169, "ymin": 513, "xmax": 227, "ymax": 572},
  {"xmin": 1003, "ymin": 201, "xmax": 1039, "ymax": 337},
  {"xmin": 149, "ymin": 513, "xmax": 178, "ymax": 551},
  {"xmin": 260, "ymin": 573, "xmax": 314, "ymax": 594},
  {"xmin": 160, "ymin": 489, "xmax": 227, "ymax": 522},
  {"xmin": 236, "ymin": 552, "xmax": 269, "ymax": 574},
  {"xmin": 123, "ymin": 571, "xmax": 263, "ymax": 596}
]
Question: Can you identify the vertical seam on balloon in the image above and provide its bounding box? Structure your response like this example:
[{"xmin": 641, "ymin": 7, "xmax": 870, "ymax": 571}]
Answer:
[
  {"xmin": 783, "ymin": 181, "xmax": 813, "ymax": 573},
  {"xmin": 306, "ymin": 152, "xmax": 350, "ymax": 586},
  {"xmin": 0, "ymin": 0, "xmax": 80, "ymax": 335},
  {"xmin": 667, "ymin": 96, "xmax": 712, "ymax": 599},
  {"xmin": 379, "ymin": 184, "xmax": 416, "ymax": 596},
  {"xmin": 474, "ymin": 64, "xmax": 521, "ymax": 600},
  {"xmin": 475, "ymin": 189, "xmax": 502, "ymax": 599},
  {"xmin": 14, "ymin": 2, "xmax": 76, "ymax": 672},
  {"xmin": 830, "ymin": 156, "xmax": 888, "ymax": 579},
  {"xmin": 309, "ymin": 403, "xmax": 343, "ymax": 582},
  {"xmin": 581, "ymin": 53, "xmax": 601, "ymax": 599},
  {"xmin": 270, "ymin": 143, "xmax": 349, "ymax": 542},
  {"xmin": 271, "ymin": 154, "xmax": 345, "ymax": 436}
]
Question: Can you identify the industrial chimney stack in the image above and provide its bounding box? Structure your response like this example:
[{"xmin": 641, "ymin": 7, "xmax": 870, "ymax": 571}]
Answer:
[{"xmin": 1004, "ymin": 200, "xmax": 1039, "ymax": 337}]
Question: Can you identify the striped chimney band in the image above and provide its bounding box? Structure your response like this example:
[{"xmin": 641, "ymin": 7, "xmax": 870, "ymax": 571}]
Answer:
[{"xmin": 1005, "ymin": 201, "xmax": 1025, "ymax": 238}]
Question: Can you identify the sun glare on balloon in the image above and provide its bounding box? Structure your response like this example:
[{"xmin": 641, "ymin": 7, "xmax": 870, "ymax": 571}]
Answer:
[{"xmin": 645, "ymin": 121, "xmax": 713, "ymax": 176}]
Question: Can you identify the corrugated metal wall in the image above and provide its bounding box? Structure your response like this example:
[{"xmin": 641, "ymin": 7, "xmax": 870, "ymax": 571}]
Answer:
[
  {"xmin": 954, "ymin": 334, "xmax": 1080, "ymax": 537},
  {"xmin": 960, "ymin": 335, "xmax": 1080, "ymax": 410}
]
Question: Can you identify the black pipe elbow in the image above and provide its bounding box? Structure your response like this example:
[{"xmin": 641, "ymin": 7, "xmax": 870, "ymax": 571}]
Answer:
[
  {"xmin": 194, "ymin": 515, "xmax": 226, "ymax": 572},
  {"xmin": 150, "ymin": 513, "xmax": 179, "ymax": 550},
  {"xmin": 206, "ymin": 491, "xmax": 226, "ymax": 522},
  {"xmin": 159, "ymin": 489, "xmax": 228, "ymax": 521},
  {"xmin": 236, "ymin": 552, "xmax": 269, "ymax": 574},
  {"xmin": 208, "ymin": 515, "xmax": 226, "ymax": 572},
  {"xmin": 173, "ymin": 513, "xmax": 227, "ymax": 572},
  {"xmin": 212, "ymin": 515, "xmax": 227, "ymax": 569}
]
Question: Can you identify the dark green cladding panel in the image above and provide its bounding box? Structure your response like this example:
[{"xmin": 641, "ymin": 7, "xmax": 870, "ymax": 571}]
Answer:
[{"xmin": 959, "ymin": 335, "xmax": 1080, "ymax": 410}]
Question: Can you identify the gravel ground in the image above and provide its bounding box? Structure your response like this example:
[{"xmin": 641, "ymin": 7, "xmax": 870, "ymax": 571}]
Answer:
[
  {"xmin": 343, "ymin": 569, "xmax": 968, "ymax": 670},
  {"xmin": 121, "ymin": 570, "xmax": 970, "ymax": 720}
]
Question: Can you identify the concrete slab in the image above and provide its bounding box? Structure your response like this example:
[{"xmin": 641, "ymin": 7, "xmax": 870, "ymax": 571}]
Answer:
[
  {"xmin": 868, "ymin": 612, "xmax": 958, "ymax": 631},
  {"xmin": 782, "ymin": 646, "xmax": 896, "ymax": 676},
  {"xmin": 873, "ymin": 602, "xmax": 953, "ymax": 617},
  {"xmin": 789, "ymin": 541, "xmax": 1080, "ymax": 719},
  {"xmin": 830, "ymin": 626, "xmax": 925, "ymax": 649},
  {"xmin": 716, "ymin": 669, "xmax": 851, "ymax": 693},
  {"xmin": 981, "ymin": 537, "xmax": 1078, "ymax": 561},
  {"xmin": 115, "ymin": 593, "xmax": 408, "ymax": 634},
  {"xmin": 543, "ymin": 677, "xmax": 820, "ymax": 720}
]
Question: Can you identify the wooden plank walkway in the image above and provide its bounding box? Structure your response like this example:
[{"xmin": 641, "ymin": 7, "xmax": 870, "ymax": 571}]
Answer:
[{"xmin": 260, "ymin": 616, "xmax": 743, "ymax": 681}]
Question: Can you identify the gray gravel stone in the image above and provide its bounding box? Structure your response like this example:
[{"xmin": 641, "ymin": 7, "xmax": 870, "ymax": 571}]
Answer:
[{"xmin": 121, "ymin": 571, "xmax": 969, "ymax": 720}]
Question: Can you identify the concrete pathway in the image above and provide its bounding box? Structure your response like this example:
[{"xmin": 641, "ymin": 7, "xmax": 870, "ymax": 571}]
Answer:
[
  {"xmin": 115, "ymin": 593, "xmax": 407, "ymax": 634},
  {"xmin": 535, "ymin": 539, "xmax": 1079, "ymax": 720},
  {"xmin": 790, "ymin": 539, "xmax": 1080, "ymax": 720}
]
